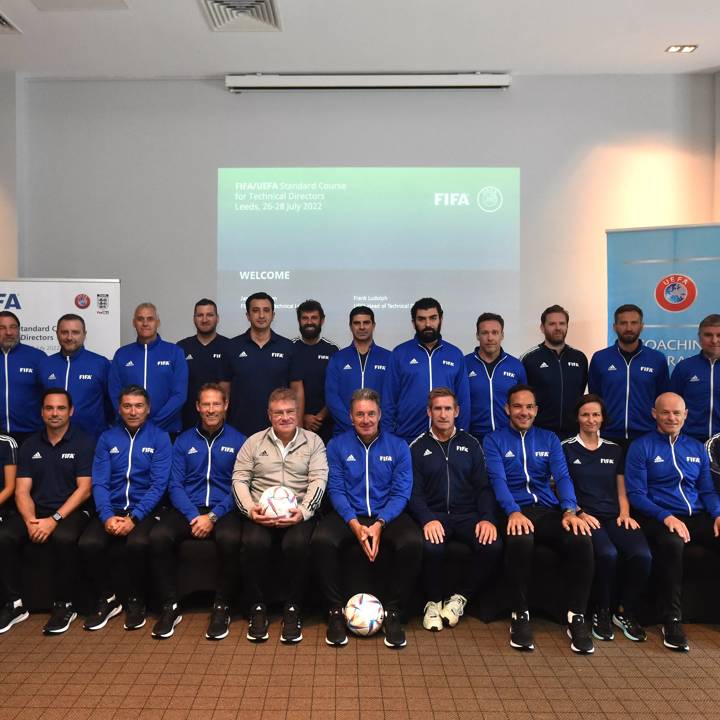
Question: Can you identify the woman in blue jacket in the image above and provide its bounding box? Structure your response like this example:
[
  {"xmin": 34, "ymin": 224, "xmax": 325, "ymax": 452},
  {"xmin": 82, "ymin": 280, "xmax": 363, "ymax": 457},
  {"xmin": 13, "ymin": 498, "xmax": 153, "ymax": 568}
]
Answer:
[{"xmin": 562, "ymin": 394, "xmax": 652, "ymax": 643}]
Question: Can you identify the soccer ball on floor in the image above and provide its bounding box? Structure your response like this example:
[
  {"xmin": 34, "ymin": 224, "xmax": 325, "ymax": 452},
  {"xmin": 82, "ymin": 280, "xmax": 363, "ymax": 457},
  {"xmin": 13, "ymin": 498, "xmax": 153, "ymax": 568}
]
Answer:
[
  {"xmin": 259, "ymin": 485, "xmax": 298, "ymax": 518},
  {"xmin": 344, "ymin": 593, "xmax": 384, "ymax": 636}
]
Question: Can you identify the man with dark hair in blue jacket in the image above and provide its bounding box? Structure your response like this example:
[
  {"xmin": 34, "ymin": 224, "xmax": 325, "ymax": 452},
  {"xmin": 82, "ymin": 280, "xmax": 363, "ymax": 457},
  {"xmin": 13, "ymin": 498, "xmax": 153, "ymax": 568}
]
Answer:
[
  {"xmin": 0, "ymin": 311, "xmax": 46, "ymax": 444},
  {"xmin": 589, "ymin": 304, "xmax": 669, "ymax": 447},
  {"xmin": 669, "ymin": 314, "xmax": 720, "ymax": 442},
  {"xmin": 150, "ymin": 383, "xmax": 245, "ymax": 640},
  {"xmin": 625, "ymin": 392, "xmax": 720, "ymax": 652},
  {"xmin": 383, "ymin": 298, "xmax": 470, "ymax": 442},
  {"xmin": 484, "ymin": 384, "xmax": 595, "ymax": 654},
  {"xmin": 325, "ymin": 306, "xmax": 392, "ymax": 437},
  {"xmin": 313, "ymin": 388, "xmax": 422, "ymax": 648},
  {"xmin": 109, "ymin": 303, "xmax": 188, "ymax": 434},
  {"xmin": 80, "ymin": 385, "xmax": 172, "ymax": 632},
  {"xmin": 409, "ymin": 387, "xmax": 502, "ymax": 632},
  {"xmin": 41, "ymin": 314, "xmax": 111, "ymax": 438}
]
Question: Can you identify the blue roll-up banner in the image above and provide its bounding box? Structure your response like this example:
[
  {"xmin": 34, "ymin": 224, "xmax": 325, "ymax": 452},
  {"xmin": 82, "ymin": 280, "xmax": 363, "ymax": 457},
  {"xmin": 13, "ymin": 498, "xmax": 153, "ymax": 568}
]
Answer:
[{"xmin": 606, "ymin": 224, "xmax": 720, "ymax": 368}]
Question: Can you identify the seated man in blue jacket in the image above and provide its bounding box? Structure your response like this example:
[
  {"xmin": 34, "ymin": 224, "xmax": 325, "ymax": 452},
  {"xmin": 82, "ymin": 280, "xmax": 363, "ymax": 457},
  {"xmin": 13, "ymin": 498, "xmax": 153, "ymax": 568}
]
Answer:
[
  {"xmin": 625, "ymin": 392, "xmax": 720, "ymax": 652},
  {"xmin": 409, "ymin": 387, "xmax": 501, "ymax": 631},
  {"xmin": 483, "ymin": 384, "xmax": 594, "ymax": 654},
  {"xmin": 150, "ymin": 383, "xmax": 246, "ymax": 640},
  {"xmin": 313, "ymin": 388, "xmax": 422, "ymax": 648},
  {"xmin": 108, "ymin": 303, "xmax": 188, "ymax": 435},
  {"xmin": 80, "ymin": 385, "xmax": 172, "ymax": 632}
]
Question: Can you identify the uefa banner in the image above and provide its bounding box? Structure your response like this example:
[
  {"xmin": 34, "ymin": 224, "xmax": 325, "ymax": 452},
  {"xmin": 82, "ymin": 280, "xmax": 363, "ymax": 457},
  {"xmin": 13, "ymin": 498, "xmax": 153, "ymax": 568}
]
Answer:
[
  {"xmin": 606, "ymin": 224, "xmax": 720, "ymax": 367},
  {"xmin": 0, "ymin": 278, "xmax": 121, "ymax": 358}
]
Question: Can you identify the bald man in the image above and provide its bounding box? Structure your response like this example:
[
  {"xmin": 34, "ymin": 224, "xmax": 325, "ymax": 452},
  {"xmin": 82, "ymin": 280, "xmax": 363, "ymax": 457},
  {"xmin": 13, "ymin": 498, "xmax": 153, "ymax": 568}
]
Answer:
[{"xmin": 625, "ymin": 392, "xmax": 720, "ymax": 652}]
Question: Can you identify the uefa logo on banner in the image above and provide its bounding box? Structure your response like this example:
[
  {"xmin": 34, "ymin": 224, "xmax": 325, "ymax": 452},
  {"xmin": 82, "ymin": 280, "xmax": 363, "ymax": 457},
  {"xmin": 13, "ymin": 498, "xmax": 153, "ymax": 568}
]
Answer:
[
  {"xmin": 74, "ymin": 293, "xmax": 91, "ymax": 310},
  {"xmin": 654, "ymin": 274, "xmax": 697, "ymax": 313}
]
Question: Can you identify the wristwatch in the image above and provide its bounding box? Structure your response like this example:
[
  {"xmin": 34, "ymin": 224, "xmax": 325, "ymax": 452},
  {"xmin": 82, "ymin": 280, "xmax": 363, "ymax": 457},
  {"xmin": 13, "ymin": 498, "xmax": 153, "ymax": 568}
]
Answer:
[
  {"xmin": 208, "ymin": 512, "xmax": 219, "ymax": 524},
  {"xmin": 52, "ymin": 511, "xmax": 63, "ymax": 523}
]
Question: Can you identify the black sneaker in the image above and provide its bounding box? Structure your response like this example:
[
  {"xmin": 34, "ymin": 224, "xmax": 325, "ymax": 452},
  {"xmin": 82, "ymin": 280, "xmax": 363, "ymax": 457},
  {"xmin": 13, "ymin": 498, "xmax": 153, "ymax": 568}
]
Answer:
[
  {"xmin": 206, "ymin": 602, "xmax": 230, "ymax": 641},
  {"xmin": 152, "ymin": 602, "xmax": 182, "ymax": 639},
  {"xmin": 567, "ymin": 613, "xmax": 594, "ymax": 654},
  {"xmin": 0, "ymin": 599, "xmax": 29, "ymax": 634},
  {"xmin": 509, "ymin": 611, "xmax": 534, "ymax": 651},
  {"xmin": 591, "ymin": 608, "xmax": 614, "ymax": 641},
  {"xmin": 383, "ymin": 608, "xmax": 407, "ymax": 648},
  {"xmin": 662, "ymin": 619, "xmax": 689, "ymax": 652},
  {"xmin": 325, "ymin": 607, "xmax": 348, "ymax": 646},
  {"xmin": 83, "ymin": 595, "xmax": 123, "ymax": 631},
  {"xmin": 43, "ymin": 601, "xmax": 77, "ymax": 635},
  {"xmin": 280, "ymin": 604, "xmax": 303, "ymax": 643},
  {"xmin": 612, "ymin": 612, "xmax": 646, "ymax": 642},
  {"xmin": 124, "ymin": 597, "xmax": 146, "ymax": 630},
  {"xmin": 246, "ymin": 603, "xmax": 269, "ymax": 642}
]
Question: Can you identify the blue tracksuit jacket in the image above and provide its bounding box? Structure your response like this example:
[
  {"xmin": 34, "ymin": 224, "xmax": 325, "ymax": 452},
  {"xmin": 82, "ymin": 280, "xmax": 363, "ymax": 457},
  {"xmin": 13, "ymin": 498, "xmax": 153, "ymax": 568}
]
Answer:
[
  {"xmin": 669, "ymin": 352, "xmax": 720, "ymax": 441},
  {"xmin": 169, "ymin": 423, "xmax": 246, "ymax": 521},
  {"xmin": 108, "ymin": 335, "xmax": 188, "ymax": 433},
  {"xmin": 483, "ymin": 424, "xmax": 577, "ymax": 515},
  {"xmin": 92, "ymin": 421, "xmax": 172, "ymax": 522},
  {"xmin": 327, "ymin": 430, "xmax": 412, "ymax": 524},
  {"xmin": 588, "ymin": 341, "xmax": 669, "ymax": 440},
  {"xmin": 41, "ymin": 347, "xmax": 111, "ymax": 438},
  {"xmin": 465, "ymin": 350, "xmax": 526, "ymax": 438},
  {"xmin": 382, "ymin": 336, "xmax": 470, "ymax": 442},
  {"xmin": 0, "ymin": 343, "xmax": 46, "ymax": 433},
  {"xmin": 625, "ymin": 429, "xmax": 720, "ymax": 521},
  {"xmin": 325, "ymin": 342, "xmax": 392, "ymax": 435}
]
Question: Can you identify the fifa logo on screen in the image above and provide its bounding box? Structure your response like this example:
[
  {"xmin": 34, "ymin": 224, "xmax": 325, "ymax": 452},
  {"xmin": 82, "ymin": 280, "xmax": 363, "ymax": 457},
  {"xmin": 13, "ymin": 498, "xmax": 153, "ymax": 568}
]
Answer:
[
  {"xmin": 0, "ymin": 293, "xmax": 21, "ymax": 309},
  {"xmin": 434, "ymin": 192, "xmax": 470, "ymax": 206}
]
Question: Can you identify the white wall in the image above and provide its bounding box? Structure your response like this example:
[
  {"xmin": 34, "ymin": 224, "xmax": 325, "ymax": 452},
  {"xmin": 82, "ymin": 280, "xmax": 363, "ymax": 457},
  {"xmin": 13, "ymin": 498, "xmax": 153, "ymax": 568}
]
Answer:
[
  {"xmin": 19, "ymin": 75, "xmax": 716, "ymax": 356},
  {"xmin": 0, "ymin": 73, "xmax": 18, "ymax": 277}
]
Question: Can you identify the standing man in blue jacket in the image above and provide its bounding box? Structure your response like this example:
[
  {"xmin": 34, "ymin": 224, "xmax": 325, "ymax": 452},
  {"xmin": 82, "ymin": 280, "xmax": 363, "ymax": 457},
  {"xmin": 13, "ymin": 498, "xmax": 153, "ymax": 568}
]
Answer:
[
  {"xmin": 313, "ymin": 388, "xmax": 422, "ymax": 648},
  {"xmin": 109, "ymin": 303, "xmax": 188, "ymax": 435},
  {"xmin": 150, "ymin": 383, "xmax": 245, "ymax": 640},
  {"xmin": 325, "ymin": 306, "xmax": 391, "ymax": 436},
  {"xmin": 0, "ymin": 311, "xmax": 46, "ymax": 444},
  {"xmin": 41, "ymin": 313, "xmax": 111, "ymax": 438},
  {"xmin": 80, "ymin": 385, "xmax": 172, "ymax": 632},
  {"xmin": 409, "ymin": 387, "xmax": 502, "ymax": 632},
  {"xmin": 625, "ymin": 392, "xmax": 720, "ymax": 652},
  {"xmin": 669, "ymin": 314, "xmax": 720, "ymax": 442},
  {"xmin": 383, "ymin": 298, "xmax": 470, "ymax": 443},
  {"xmin": 465, "ymin": 312, "xmax": 526, "ymax": 441},
  {"xmin": 589, "ymin": 304, "xmax": 669, "ymax": 447},
  {"xmin": 483, "ymin": 384, "xmax": 594, "ymax": 654}
]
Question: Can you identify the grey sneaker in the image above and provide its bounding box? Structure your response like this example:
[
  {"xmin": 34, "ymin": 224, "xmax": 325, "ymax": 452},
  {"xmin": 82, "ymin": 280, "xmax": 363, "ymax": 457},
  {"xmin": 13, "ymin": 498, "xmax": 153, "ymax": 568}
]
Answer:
[
  {"xmin": 422, "ymin": 601, "xmax": 443, "ymax": 631},
  {"xmin": 440, "ymin": 594, "xmax": 467, "ymax": 627}
]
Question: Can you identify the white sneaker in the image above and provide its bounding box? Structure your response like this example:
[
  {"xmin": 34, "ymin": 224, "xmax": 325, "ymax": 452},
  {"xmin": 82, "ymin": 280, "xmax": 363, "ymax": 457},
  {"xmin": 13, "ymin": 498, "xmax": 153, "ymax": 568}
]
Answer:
[
  {"xmin": 440, "ymin": 594, "xmax": 467, "ymax": 627},
  {"xmin": 422, "ymin": 601, "xmax": 443, "ymax": 631}
]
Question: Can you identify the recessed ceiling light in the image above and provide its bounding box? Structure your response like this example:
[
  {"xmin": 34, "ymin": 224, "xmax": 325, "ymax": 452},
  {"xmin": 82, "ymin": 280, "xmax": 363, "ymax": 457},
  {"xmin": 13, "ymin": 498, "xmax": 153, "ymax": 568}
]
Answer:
[{"xmin": 666, "ymin": 45, "xmax": 698, "ymax": 53}]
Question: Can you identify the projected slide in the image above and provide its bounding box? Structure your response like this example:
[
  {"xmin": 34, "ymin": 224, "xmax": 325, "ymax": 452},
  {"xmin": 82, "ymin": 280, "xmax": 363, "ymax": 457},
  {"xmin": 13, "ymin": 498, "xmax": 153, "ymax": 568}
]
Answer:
[{"xmin": 218, "ymin": 167, "xmax": 519, "ymax": 348}]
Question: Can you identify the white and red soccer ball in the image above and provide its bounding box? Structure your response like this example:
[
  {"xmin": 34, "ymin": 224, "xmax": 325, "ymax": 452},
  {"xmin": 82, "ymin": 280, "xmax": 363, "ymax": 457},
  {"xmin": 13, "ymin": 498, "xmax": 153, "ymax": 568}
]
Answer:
[
  {"xmin": 259, "ymin": 485, "xmax": 298, "ymax": 518},
  {"xmin": 344, "ymin": 593, "xmax": 384, "ymax": 636}
]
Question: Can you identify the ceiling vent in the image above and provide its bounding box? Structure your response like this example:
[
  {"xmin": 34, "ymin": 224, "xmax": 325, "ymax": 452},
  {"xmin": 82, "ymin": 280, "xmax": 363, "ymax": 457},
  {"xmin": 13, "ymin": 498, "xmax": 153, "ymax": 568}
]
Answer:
[
  {"xmin": 200, "ymin": 0, "xmax": 281, "ymax": 32},
  {"xmin": 0, "ymin": 11, "xmax": 21, "ymax": 34}
]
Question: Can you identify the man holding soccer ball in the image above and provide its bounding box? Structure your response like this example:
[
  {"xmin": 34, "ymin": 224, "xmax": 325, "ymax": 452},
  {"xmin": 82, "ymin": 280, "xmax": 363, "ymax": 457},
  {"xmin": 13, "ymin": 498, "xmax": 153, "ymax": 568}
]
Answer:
[
  {"xmin": 313, "ymin": 387, "xmax": 423, "ymax": 648},
  {"xmin": 232, "ymin": 387, "xmax": 328, "ymax": 643}
]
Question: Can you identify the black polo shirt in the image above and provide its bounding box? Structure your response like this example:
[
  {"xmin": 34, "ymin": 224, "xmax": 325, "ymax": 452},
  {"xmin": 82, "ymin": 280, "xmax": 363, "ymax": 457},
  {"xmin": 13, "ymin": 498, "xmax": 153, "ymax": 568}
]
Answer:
[
  {"xmin": 227, "ymin": 330, "xmax": 301, "ymax": 437},
  {"xmin": 17, "ymin": 425, "xmax": 95, "ymax": 517},
  {"xmin": 177, "ymin": 334, "xmax": 233, "ymax": 429},
  {"xmin": 291, "ymin": 337, "xmax": 339, "ymax": 414}
]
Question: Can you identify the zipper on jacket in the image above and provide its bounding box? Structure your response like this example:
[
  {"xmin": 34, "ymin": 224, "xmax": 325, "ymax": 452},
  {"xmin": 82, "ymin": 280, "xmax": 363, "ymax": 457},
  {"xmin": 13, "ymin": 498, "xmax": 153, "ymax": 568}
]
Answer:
[
  {"xmin": 64, "ymin": 356, "xmax": 71, "ymax": 390},
  {"xmin": 710, "ymin": 359, "xmax": 716, "ymax": 439},
  {"xmin": 556, "ymin": 352, "xmax": 564, "ymax": 433},
  {"xmin": 3, "ymin": 352, "xmax": 9, "ymax": 433},
  {"xmin": 481, "ymin": 357, "xmax": 504, "ymax": 432},
  {"xmin": 520, "ymin": 431, "xmax": 538, "ymax": 503},
  {"xmin": 668, "ymin": 435, "xmax": 692, "ymax": 515},
  {"xmin": 432, "ymin": 433, "xmax": 455, "ymax": 513},
  {"xmin": 143, "ymin": 344, "xmax": 148, "ymax": 388},
  {"xmin": 362, "ymin": 436, "xmax": 377, "ymax": 516},
  {"xmin": 620, "ymin": 348, "xmax": 642, "ymax": 440},
  {"xmin": 204, "ymin": 433, "xmax": 219, "ymax": 507},
  {"xmin": 357, "ymin": 347, "xmax": 366, "ymax": 388},
  {"xmin": 124, "ymin": 427, "xmax": 136, "ymax": 510}
]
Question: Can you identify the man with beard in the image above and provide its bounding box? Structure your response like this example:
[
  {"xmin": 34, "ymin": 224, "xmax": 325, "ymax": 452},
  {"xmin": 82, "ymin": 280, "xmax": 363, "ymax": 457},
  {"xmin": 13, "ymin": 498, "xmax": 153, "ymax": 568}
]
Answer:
[
  {"xmin": 521, "ymin": 305, "xmax": 588, "ymax": 439},
  {"xmin": 325, "ymin": 306, "xmax": 392, "ymax": 436},
  {"xmin": 227, "ymin": 293, "xmax": 304, "ymax": 437},
  {"xmin": 292, "ymin": 300, "xmax": 338, "ymax": 443},
  {"xmin": 177, "ymin": 299, "xmax": 232, "ymax": 430},
  {"xmin": 383, "ymin": 298, "xmax": 470, "ymax": 443},
  {"xmin": 0, "ymin": 311, "xmax": 46, "ymax": 445},
  {"xmin": 589, "ymin": 305, "xmax": 669, "ymax": 447},
  {"xmin": 41, "ymin": 314, "xmax": 111, "ymax": 438},
  {"xmin": 669, "ymin": 314, "xmax": 720, "ymax": 442}
]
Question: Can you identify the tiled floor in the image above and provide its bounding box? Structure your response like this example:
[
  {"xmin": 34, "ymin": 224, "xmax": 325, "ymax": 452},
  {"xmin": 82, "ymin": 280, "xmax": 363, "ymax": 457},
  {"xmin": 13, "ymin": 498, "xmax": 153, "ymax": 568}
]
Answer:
[{"xmin": 2, "ymin": 611, "xmax": 720, "ymax": 720}]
